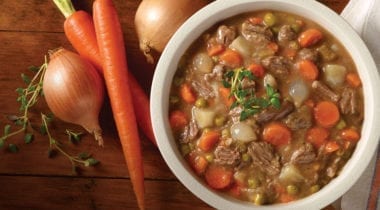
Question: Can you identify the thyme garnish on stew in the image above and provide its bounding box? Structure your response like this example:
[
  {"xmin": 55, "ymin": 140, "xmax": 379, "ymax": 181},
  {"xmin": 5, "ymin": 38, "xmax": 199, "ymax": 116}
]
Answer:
[{"xmin": 222, "ymin": 68, "xmax": 281, "ymax": 121}]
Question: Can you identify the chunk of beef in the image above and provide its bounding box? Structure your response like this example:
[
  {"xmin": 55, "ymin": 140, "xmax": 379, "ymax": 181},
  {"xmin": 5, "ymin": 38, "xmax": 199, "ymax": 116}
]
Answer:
[
  {"xmin": 214, "ymin": 145, "xmax": 241, "ymax": 166},
  {"xmin": 247, "ymin": 142, "xmax": 280, "ymax": 176},
  {"xmin": 216, "ymin": 25, "xmax": 237, "ymax": 46},
  {"xmin": 255, "ymin": 100, "xmax": 295, "ymax": 124},
  {"xmin": 284, "ymin": 105, "xmax": 312, "ymax": 130},
  {"xmin": 191, "ymin": 80, "xmax": 215, "ymax": 99},
  {"xmin": 179, "ymin": 120, "xmax": 199, "ymax": 143},
  {"xmin": 290, "ymin": 142, "xmax": 316, "ymax": 164},
  {"xmin": 312, "ymin": 80, "xmax": 340, "ymax": 102},
  {"xmin": 204, "ymin": 64, "xmax": 226, "ymax": 81},
  {"xmin": 229, "ymin": 106, "xmax": 243, "ymax": 123},
  {"xmin": 278, "ymin": 25, "xmax": 296, "ymax": 42},
  {"xmin": 241, "ymin": 20, "xmax": 273, "ymax": 43},
  {"xmin": 339, "ymin": 87, "xmax": 358, "ymax": 115},
  {"xmin": 297, "ymin": 48, "xmax": 319, "ymax": 62},
  {"xmin": 261, "ymin": 56, "xmax": 292, "ymax": 79},
  {"xmin": 326, "ymin": 156, "xmax": 342, "ymax": 178}
]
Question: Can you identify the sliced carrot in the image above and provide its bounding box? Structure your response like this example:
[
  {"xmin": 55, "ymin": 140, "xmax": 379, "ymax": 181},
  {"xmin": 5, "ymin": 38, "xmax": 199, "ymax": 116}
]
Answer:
[
  {"xmin": 267, "ymin": 42, "xmax": 279, "ymax": 53},
  {"xmin": 262, "ymin": 122, "xmax": 291, "ymax": 147},
  {"xmin": 219, "ymin": 86, "xmax": 234, "ymax": 107},
  {"xmin": 219, "ymin": 49, "xmax": 243, "ymax": 68},
  {"xmin": 314, "ymin": 101, "xmax": 340, "ymax": 128},
  {"xmin": 325, "ymin": 141, "xmax": 340, "ymax": 153},
  {"xmin": 169, "ymin": 110, "xmax": 188, "ymax": 130},
  {"xmin": 278, "ymin": 193, "xmax": 296, "ymax": 203},
  {"xmin": 248, "ymin": 63, "xmax": 265, "ymax": 78},
  {"xmin": 93, "ymin": 0, "xmax": 144, "ymax": 208},
  {"xmin": 187, "ymin": 152, "xmax": 208, "ymax": 175},
  {"xmin": 207, "ymin": 43, "xmax": 225, "ymax": 56},
  {"xmin": 198, "ymin": 130, "xmax": 220, "ymax": 152},
  {"xmin": 346, "ymin": 72, "xmax": 362, "ymax": 87},
  {"xmin": 306, "ymin": 126, "xmax": 329, "ymax": 149},
  {"xmin": 249, "ymin": 17, "xmax": 263, "ymax": 25},
  {"xmin": 298, "ymin": 28, "xmax": 323, "ymax": 48},
  {"xmin": 180, "ymin": 83, "xmax": 196, "ymax": 104},
  {"xmin": 229, "ymin": 183, "xmax": 242, "ymax": 197},
  {"xmin": 297, "ymin": 59, "xmax": 319, "ymax": 81},
  {"xmin": 341, "ymin": 127, "xmax": 360, "ymax": 142},
  {"xmin": 205, "ymin": 165, "xmax": 233, "ymax": 189}
]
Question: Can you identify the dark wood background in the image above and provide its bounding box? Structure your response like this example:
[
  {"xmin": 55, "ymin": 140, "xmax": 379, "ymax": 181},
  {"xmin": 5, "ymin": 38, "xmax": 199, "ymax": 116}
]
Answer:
[{"xmin": 0, "ymin": 0, "xmax": 361, "ymax": 209}]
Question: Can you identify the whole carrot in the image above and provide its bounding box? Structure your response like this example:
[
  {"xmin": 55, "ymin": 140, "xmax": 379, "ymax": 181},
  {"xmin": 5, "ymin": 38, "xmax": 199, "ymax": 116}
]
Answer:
[
  {"xmin": 93, "ymin": 0, "xmax": 145, "ymax": 209},
  {"xmin": 52, "ymin": 0, "xmax": 156, "ymax": 146}
]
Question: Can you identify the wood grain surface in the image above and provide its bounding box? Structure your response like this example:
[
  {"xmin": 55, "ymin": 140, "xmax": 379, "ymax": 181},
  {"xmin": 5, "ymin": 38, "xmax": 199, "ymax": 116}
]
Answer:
[{"xmin": 0, "ymin": 0, "xmax": 357, "ymax": 210}]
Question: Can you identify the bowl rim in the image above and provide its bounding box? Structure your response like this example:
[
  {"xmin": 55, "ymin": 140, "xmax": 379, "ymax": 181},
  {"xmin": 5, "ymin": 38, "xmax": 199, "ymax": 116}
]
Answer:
[{"xmin": 151, "ymin": 0, "xmax": 380, "ymax": 209}]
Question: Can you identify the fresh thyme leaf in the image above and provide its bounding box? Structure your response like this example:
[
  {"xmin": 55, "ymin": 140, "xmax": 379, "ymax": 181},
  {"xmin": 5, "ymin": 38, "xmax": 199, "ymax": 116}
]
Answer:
[
  {"xmin": 21, "ymin": 73, "xmax": 31, "ymax": 85},
  {"xmin": 84, "ymin": 158, "xmax": 100, "ymax": 167},
  {"xmin": 4, "ymin": 124, "xmax": 11, "ymax": 136},
  {"xmin": 24, "ymin": 133, "xmax": 34, "ymax": 144},
  {"xmin": 28, "ymin": 65, "xmax": 40, "ymax": 73},
  {"xmin": 8, "ymin": 144, "xmax": 19, "ymax": 153}
]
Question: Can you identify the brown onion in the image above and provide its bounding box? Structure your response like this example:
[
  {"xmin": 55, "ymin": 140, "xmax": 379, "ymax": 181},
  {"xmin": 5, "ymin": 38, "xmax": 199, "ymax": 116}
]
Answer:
[
  {"xmin": 43, "ymin": 48, "xmax": 105, "ymax": 146},
  {"xmin": 134, "ymin": 0, "xmax": 211, "ymax": 63}
]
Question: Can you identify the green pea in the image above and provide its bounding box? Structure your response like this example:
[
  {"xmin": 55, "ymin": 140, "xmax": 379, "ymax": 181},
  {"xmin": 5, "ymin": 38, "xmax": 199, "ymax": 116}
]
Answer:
[
  {"xmin": 291, "ymin": 23, "xmax": 302, "ymax": 33},
  {"xmin": 169, "ymin": 96, "xmax": 180, "ymax": 104},
  {"xmin": 173, "ymin": 76, "xmax": 184, "ymax": 86},
  {"xmin": 248, "ymin": 177, "xmax": 260, "ymax": 189},
  {"xmin": 180, "ymin": 144, "xmax": 191, "ymax": 156},
  {"xmin": 286, "ymin": 184, "xmax": 299, "ymax": 195},
  {"xmin": 195, "ymin": 97, "xmax": 207, "ymax": 108},
  {"xmin": 252, "ymin": 193, "xmax": 265, "ymax": 205},
  {"xmin": 221, "ymin": 128, "xmax": 231, "ymax": 139},
  {"xmin": 310, "ymin": 184, "xmax": 320, "ymax": 193},
  {"xmin": 288, "ymin": 41, "xmax": 300, "ymax": 50},
  {"xmin": 205, "ymin": 153, "xmax": 214, "ymax": 162},
  {"xmin": 336, "ymin": 119, "xmax": 347, "ymax": 130},
  {"xmin": 241, "ymin": 153, "xmax": 251, "ymax": 162},
  {"xmin": 214, "ymin": 115, "xmax": 226, "ymax": 127},
  {"xmin": 263, "ymin": 12, "xmax": 277, "ymax": 27}
]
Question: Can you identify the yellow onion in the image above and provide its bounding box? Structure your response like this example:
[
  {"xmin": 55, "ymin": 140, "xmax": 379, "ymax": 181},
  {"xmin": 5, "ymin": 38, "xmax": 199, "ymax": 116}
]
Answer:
[
  {"xmin": 134, "ymin": 0, "xmax": 211, "ymax": 63},
  {"xmin": 43, "ymin": 48, "xmax": 105, "ymax": 146}
]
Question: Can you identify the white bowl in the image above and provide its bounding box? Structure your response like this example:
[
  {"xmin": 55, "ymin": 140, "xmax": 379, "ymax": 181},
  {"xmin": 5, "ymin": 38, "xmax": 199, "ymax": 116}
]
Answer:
[{"xmin": 151, "ymin": 0, "xmax": 380, "ymax": 209}]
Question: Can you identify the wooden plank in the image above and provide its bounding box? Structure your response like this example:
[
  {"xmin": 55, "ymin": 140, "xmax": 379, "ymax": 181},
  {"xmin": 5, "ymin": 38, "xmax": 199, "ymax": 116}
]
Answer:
[{"xmin": 0, "ymin": 175, "xmax": 212, "ymax": 210}]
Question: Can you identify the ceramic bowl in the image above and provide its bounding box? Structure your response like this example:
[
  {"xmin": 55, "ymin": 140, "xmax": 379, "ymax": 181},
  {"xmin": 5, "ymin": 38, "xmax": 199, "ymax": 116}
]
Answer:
[{"xmin": 151, "ymin": 0, "xmax": 380, "ymax": 209}]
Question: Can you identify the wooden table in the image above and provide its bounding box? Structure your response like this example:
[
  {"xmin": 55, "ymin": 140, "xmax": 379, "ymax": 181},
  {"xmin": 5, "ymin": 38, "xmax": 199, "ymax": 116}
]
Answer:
[{"xmin": 0, "ymin": 0, "xmax": 363, "ymax": 209}]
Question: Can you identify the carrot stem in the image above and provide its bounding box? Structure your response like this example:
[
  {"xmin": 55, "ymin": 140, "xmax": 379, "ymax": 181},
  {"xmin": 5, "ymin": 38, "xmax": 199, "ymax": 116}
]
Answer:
[
  {"xmin": 52, "ymin": 0, "xmax": 76, "ymax": 18},
  {"xmin": 93, "ymin": 0, "xmax": 145, "ymax": 209}
]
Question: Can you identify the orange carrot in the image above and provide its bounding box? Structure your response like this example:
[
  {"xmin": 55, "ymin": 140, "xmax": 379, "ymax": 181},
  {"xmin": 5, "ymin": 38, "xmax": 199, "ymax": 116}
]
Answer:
[
  {"xmin": 53, "ymin": 0, "xmax": 156, "ymax": 145},
  {"xmin": 262, "ymin": 122, "xmax": 291, "ymax": 146},
  {"xmin": 297, "ymin": 59, "xmax": 319, "ymax": 80},
  {"xmin": 267, "ymin": 42, "xmax": 279, "ymax": 53},
  {"xmin": 248, "ymin": 63, "xmax": 265, "ymax": 78},
  {"xmin": 198, "ymin": 130, "xmax": 220, "ymax": 152},
  {"xmin": 314, "ymin": 101, "xmax": 340, "ymax": 128},
  {"xmin": 219, "ymin": 48, "xmax": 243, "ymax": 68},
  {"xmin": 219, "ymin": 86, "xmax": 234, "ymax": 107},
  {"xmin": 325, "ymin": 141, "xmax": 340, "ymax": 153},
  {"xmin": 278, "ymin": 193, "xmax": 296, "ymax": 203},
  {"xmin": 207, "ymin": 43, "xmax": 225, "ymax": 56},
  {"xmin": 187, "ymin": 152, "xmax": 208, "ymax": 175},
  {"xmin": 180, "ymin": 83, "xmax": 196, "ymax": 104},
  {"xmin": 169, "ymin": 110, "xmax": 188, "ymax": 130},
  {"xmin": 306, "ymin": 126, "xmax": 329, "ymax": 149},
  {"xmin": 93, "ymin": 0, "xmax": 144, "ymax": 209},
  {"xmin": 298, "ymin": 28, "xmax": 323, "ymax": 47},
  {"xmin": 205, "ymin": 165, "xmax": 233, "ymax": 189},
  {"xmin": 346, "ymin": 72, "xmax": 362, "ymax": 87},
  {"xmin": 249, "ymin": 17, "xmax": 263, "ymax": 25},
  {"xmin": 284, "ymin": 48, "xmax": 297, "ymax": 59},
  {"xmin": 341, "ymin": 127, "xmax": 360, "ymax": 142}
]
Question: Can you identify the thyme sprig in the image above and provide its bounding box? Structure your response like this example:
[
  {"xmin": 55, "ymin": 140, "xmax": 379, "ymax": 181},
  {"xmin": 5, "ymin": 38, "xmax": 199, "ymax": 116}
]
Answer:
[
  {"xmin": 0, "ymin": 58, "xmax": 99, "ymax": 173},
  {"xmin": 222, "ymin": 68, "xmax": 281, "ymax": 121}
]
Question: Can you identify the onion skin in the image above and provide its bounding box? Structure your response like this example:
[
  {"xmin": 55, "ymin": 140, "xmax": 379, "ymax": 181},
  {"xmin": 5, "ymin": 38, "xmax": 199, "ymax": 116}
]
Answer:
[
  {"xmin": 134, "ymin": 0, "xmax": 211, "ymax": 63},
  {"xmin": 43, "ymin": 48, "xmax": 105, "ymax": 146}
]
